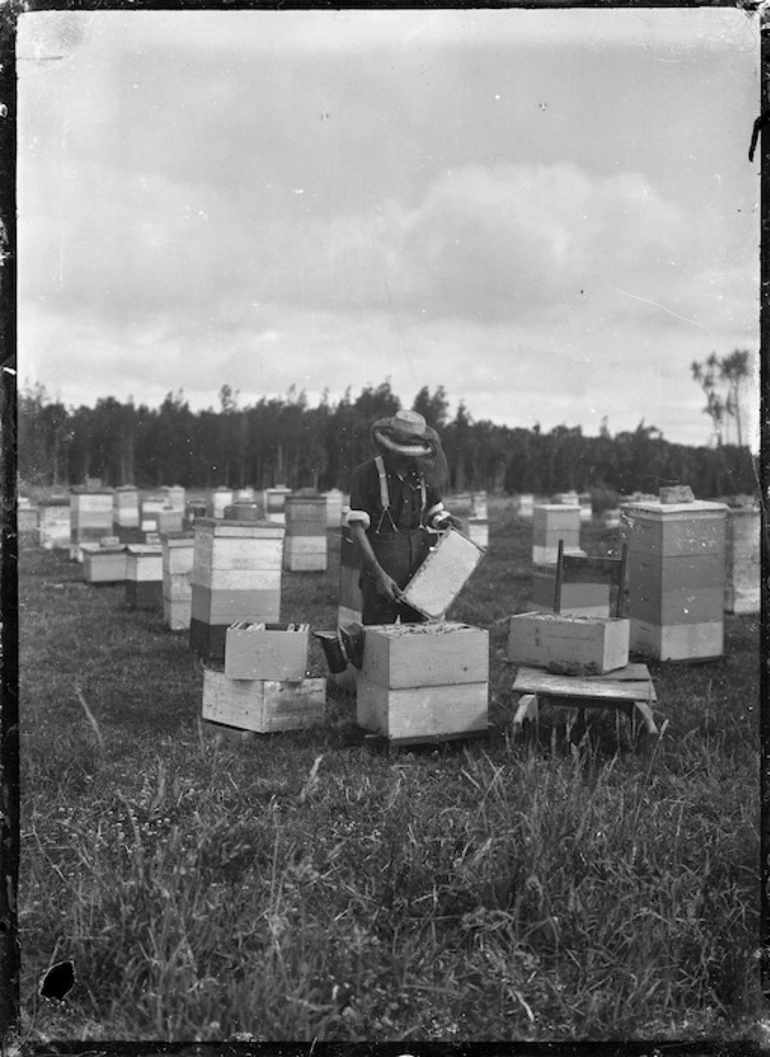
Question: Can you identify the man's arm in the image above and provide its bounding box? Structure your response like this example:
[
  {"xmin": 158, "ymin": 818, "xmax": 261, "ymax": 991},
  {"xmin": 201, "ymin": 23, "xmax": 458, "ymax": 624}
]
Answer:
[{"xmin": 348, "ymin": 521, "xmax": 403, "ymax": 602}]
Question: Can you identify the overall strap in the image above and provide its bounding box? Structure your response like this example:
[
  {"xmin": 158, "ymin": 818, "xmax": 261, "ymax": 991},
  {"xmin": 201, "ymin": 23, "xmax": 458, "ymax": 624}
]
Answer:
[{"xmin": 373, "ymin": 455, "xmax": 398, "ymax": 534}]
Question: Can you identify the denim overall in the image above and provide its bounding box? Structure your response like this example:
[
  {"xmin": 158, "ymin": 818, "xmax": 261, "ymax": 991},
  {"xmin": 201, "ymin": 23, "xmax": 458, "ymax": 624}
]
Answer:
[{"xmin": 360, "ymin": 455, "xmax": 433, "ymax": 625}]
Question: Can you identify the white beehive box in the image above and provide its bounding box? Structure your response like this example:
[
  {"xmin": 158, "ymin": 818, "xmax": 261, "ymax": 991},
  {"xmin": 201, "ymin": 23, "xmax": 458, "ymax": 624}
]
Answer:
[
  {"xmin": 517, "ymin": 494, "xmax": 534, "ymax": 518},
  {"xmin": 356, "ymin": 622, "xmax": 489, "ymax": 741},
  {"xmin": 724, "ymin": 507, "xmax": 760, "ymax": 615},
  {"xmin": 114, "ymin": 486, "xmax": 140, "ymax": 528},
  {"xmin": 161, "ymin": 531, "xmax": 195, "ymax": 630},
  {"xmin": 532, "ymin": 504, "xmax": 581, "ymax": 565},
  {"xmin": 323, "ymin": 489, "xmax": 345, "ymax": 528},
  {"xmin": 507, "ymin": 611, "xmax": 630, "ymax": 675},
  {"xmin": 401, "ymin": 528, "xmax": 485, "ymax": 619},
  {"xmin": 202, "ymin": 668, "xmax": 325, "ymax": 733},
  {"xmin": 211, "ymin": 487, "xmax": 234, "ymax": 519},
  {"xmin": 225, "ymin": 622, "xmax": 310, "ymax": 681},
  {"xmin": 39, "ymin": 498, "xmax": 71, "ymax": 549},
  {"xmin": 467, "ymin": 518, "xmax": 489, "ymax": 549},
  {"xmin": 84, "ymin": 543, "xmax": 128, "ymax": 583}
]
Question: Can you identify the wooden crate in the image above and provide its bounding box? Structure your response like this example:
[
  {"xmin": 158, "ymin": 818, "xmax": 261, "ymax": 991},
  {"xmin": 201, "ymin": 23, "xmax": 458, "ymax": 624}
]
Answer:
[
  {"xmin": 225, "ymin": 622, "xmax": 310, "ymax": 681},
  {"xmin": 356, "ymin": 678, "xmax": 488, "ymax": 741},
  {"xmin": 725, "ymin": 508, "xmax": 760, "ymax": 614},
  {"xmin": 507, "ymin": 612, "xmax": 630, "ymax": 675},
  {"xmin": 84, "ymin": 545, "xmax": 128, "ymax": 583},
  {"xmin": 361, "ymin": 622, "xmax": 488, "ymax": 689},
  {"xmin": 401, "ymin": 528, "xmax": 485, "ymax": 619},
  {"xmin": 621, "ymin": 500, "xmax": 727, "ymax": 558},
  {"xmin": 201, "ymin": 668, "xmax": 325, "ymax": 733}
]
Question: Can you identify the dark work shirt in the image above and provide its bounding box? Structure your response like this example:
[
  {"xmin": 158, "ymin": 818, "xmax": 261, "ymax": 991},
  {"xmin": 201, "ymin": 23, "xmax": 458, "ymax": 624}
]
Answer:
[{"xmin": 349, "ymin": 457, "xmax": 442, "ymax": 535}]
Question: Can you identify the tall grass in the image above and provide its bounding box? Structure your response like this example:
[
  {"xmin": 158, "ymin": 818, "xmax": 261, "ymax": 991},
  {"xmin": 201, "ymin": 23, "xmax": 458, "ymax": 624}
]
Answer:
[{"xmin": 16, "ymin": 501, "xmax": 762, "ymax": 1042}]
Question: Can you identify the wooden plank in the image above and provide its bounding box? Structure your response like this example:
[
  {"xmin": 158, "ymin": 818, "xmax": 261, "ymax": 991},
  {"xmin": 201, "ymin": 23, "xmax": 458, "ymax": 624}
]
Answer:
[
  {"xmin": 356, "ymin": 677, "xmax": 488, "ymax": 740},
  {"xmin": 361, "ymin": 622, "xmax": 489, "ymax": 689},
  {"xmin": 512, "ymin": 666, "xmax": 657, "ymax": 702}
]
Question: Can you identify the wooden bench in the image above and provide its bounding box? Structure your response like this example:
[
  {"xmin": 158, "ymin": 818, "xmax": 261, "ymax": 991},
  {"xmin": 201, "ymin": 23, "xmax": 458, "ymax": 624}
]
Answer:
[{"xmin": 512, "ymin": 662, "xmax": 658, "ymax": 741}]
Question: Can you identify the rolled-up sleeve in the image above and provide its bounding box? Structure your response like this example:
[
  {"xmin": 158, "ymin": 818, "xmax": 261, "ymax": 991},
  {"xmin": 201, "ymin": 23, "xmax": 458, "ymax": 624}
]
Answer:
[{"xmin": 348, "ymin": 463, "xmax": 374, "ymax": 530}]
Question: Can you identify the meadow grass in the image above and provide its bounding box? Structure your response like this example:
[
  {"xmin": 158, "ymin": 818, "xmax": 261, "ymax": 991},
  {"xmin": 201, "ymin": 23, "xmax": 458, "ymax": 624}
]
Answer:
[{"xmin": 16, "ymin": 500, "xmax": 763, "ymax": 1042}]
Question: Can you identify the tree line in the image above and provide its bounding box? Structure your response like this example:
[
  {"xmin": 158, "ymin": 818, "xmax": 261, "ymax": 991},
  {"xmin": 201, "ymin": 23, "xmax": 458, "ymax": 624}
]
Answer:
[{"xmin": 18, "ymin": 379, "xmax": 756, "ymax": 504}]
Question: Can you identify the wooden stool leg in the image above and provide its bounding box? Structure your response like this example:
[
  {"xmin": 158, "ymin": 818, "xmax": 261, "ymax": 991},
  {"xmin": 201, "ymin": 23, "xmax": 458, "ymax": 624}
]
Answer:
[
  {"xmin": 513, "ymin": 693, "xmax": 539, "ymax": 732},
  {"xmin": 633, "ymin": 700, "xmax": 658, "ymax": 737}
]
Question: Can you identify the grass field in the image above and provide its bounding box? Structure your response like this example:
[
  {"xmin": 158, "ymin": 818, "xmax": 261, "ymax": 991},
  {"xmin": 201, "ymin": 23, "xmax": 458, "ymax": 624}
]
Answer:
[{"xmin": 16, "ymin": 498, "xmax": 763, "ymax": 1042}]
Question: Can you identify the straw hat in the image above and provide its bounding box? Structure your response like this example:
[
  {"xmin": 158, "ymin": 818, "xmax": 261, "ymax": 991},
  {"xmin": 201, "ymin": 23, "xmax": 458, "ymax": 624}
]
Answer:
[{"xmin": 371, "ymin": 410, "xmax": 440, "ymax": 459}]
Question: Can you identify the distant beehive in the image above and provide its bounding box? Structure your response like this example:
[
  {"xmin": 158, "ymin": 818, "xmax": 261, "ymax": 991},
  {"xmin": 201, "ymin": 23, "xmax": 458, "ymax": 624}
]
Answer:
[
  {"xmin": 161, "ymin": 531, "xmax": 195, "ymax": 630},
  {"xmin": 579, "ymin": 493, "xmax": 593, "ymax": 522},
  {"xmin": 603, "ymin": 508, "xmax": 621, "ymax": 529},
  {"xmin": 70, "ymin": 487, "xmax": 115, "ymax": 560},
  {"xmin": 517, "ymin": 494, "xmax": 535, "ymax": 518},
  {"xmin": 356, "ymin": 622, "xmax": 489, "ymax": 743},
  {"xmin": 165, "ymin": 485, "xmax": 186, "ymax": 510},
  {"xmin": 189, "ymin": 517, "xmax": 284, "ymax": 662},
  {"xmin": 83, "ymin": 541, "xmax": 128, "ymax": 583},
  {"xmin": 466, "ymin": 518, "xmax": 489, "ymax": 549},
  {"xmin": 724, "ymin": 507, "xmax": 760, "ymax": 615},
  {"xmin": 236, "ymin": 487, "xmax": 256, "ymax": 501},
  {"xmin": 114, "ymin": 486, "xmax": 140, "ymax": 529},
  {"xmin": 157, "ymin": 508, "xmax": 184, "ymax": 534},
  {"xmin": 554, "ymin": 491, "xmax": 579, "ymax": 506},
  {"xmin": 39, "ymin": 497, "xmax": 71, "ymax": 550},
  {"xmin": 263, "ymin": 485, "xmax": 292, "ymax": 524},
  {"xmin": 338, "ymin": 523, "xmax": 363, "ymax": 627},
  {"xmin": 323, "ymin": 489, "xmax": 345, "ymax": 529},
  {"xmin": 125, "ymin": 544, "xmax": 163, "ymax": 610},
  {"xmin": 532, "ymin": 505, "xmax": 582, "ymax": 565},
  {"xmin": 623, "ymin": 499, "xmax": 727, "ymax": 661},
  {"xmin": 471, "ymin": 492, "xmax": 488, "ymax": 519},
  {"xmin": 446, "ymin": 492, "xmax": 474, "ymax": 517},
  {"xmin": 211, "ymin": 487, "xmax": 234, "ymax": 519},
  {"xmin": 284, "ymin": 495, "xmax": 327, "ymax": 572},
  {"xmin": 140, "ymin": 494, "xmax": 167, "ymax": 532}
]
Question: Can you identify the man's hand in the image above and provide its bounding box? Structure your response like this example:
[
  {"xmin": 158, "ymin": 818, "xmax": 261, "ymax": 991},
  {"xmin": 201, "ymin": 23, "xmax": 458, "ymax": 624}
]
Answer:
[
  {"xmin": 442, "ymin": 513, "xmax": 464, "ymax": 531},
  {"xmin": 374, "ymin": 566, "xmax": 403, "ymax": 601}
]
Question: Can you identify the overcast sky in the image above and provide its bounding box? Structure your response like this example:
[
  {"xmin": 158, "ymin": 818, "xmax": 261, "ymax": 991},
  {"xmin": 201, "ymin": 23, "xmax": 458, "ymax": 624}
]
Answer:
[{"xmin": 16, "ymin": 7, "xmax": 760, "ymax": 448}]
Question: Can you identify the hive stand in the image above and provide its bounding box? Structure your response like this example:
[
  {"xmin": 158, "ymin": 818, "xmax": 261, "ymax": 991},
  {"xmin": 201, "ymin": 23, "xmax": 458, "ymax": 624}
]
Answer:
[{"xmin": 511, "ymin": 663, "xmax": 659, "ymax": 745}]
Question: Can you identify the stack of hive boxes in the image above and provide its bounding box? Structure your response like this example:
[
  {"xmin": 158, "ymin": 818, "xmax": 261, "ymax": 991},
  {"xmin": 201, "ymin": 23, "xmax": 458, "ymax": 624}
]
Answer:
[
  {"xmin": 263, "ymin": 485, "xmax": 292, "ymax": 524},
  {"xmin": 622, "ymin": 498, "xmax": 727, "ymax": 661},
  {"xmin": 189, "ymin": 516, "xmax": 285, "ymax": 662},
  {"xmin": 125, "ymin": 543, "xmax": 163, "ymax": 609},
  {"xmin": 114, "ymin": 486, "xmax": 140, "ymax": 537},
  {"xmin": 284, "ymin": 494, "xmax": 327, "ymax": 572},
  {"xmin": 70, "ymin": 487, "xmax": 115, "ymax": 560},
  {"xmin": 531, "ymin": 504, "xmax": 582, "ymax": 565},
  {"xmin": 161, "ymin": 530, "xmax": 196, "ymax": 630},
  {"xmin": 356, "ymin": 622, "xmax": 489, "ymax": 743},
  {"xmin": 39, "ymin": 496, "xmax": 71, "ymax": 550},
  {"xmin": 724, "ymin": 505, "xmax": 760, "ymax": 615},
  {"xmin": 201, "ymin": 622, "xmax": 325, "ymax": 735},
  {"xmin": 517, "ymin": 494, "xmax": 535, "ymax": 518},
  {"xmin": 210, "ymin": 487, "xmax": 234, "ymax": 519},
  {"xmin": 83, "ymin": 539, "xmax": 128, "ymax": 584}
]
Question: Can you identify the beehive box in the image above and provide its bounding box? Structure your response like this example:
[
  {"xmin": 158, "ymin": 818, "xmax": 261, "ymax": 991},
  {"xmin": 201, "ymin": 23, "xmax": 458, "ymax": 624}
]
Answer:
[
  {"xmin": 70, "ymin": 487, "xmax": 115, "ymax": 549},
  {"xmin": 579, "ymin": 494, "xmax": 593, "ymax": 522},
  {"xmin": 507, "ymin": 612, "xmax": 630, "ymax": 675},
  {"xmin": 517, "ymin": 494, "xmax": 534, "ymax": 518},
  {"xmin": 603, "ymin": 509, "xmax": 621, "ymax": 529},
  {"xmin": 166, "ymin": 485, "xmax": 186, "ymax": 510},
  {"xmin": 39, "ymin": 497, "xmax": 71, "ymax": 550},
  {"xmin": 83, "ymin": 543, "xmax": 128, "ymax": 583},
  {"xmin": 201, "ymin": 668, "xmax": 325, "ymax": 734},
  {"xmin": 283, "ymin": 536, "xmax": 327, "ymax": 572},
  {"xmin": 724, "ymin": 507, "xmax": 760, "ymax": 614},
  {"xmin": 18, "ymin": 504, "xmax": 39, "ymax": 535},
  {"xmin": 530, "ymin": 566, "xmax": 610, "ymax": 618},
  {"xmin": 114, "ymin": 486, "xmax": 140, "ymax": 528},
  {"xmin": 472, "ymin": 492, "xmax": 488, "ymax": 519},
  {"xmin": 225, "ymin": 622, "xmax": 310, "ymax": 681},
  {"xmin": 623, "ymin": 499, "xmax": 727, "ymax": 660},
  {"xmin": 211, "ymin": 487, "xmax": 235, "ymax": 519},
  {"xmin": 161, "ymin": 531, "xmax": 195, "ymax": 630},
  {"xmin": 554, "ymin": 491, "xmax": 579, "ymax": 505},
  {"xmin": 263, "ymin": 486, "xmax": 292, "ymax": 524},
  {"xmin": 189, "ymin": 517, "xmax": 284, "ymax": 661},
  {"xmin": 157, "ymin": 508, "xmax": 184, "ymax": 534},
  {"xmin": 284, "ymin": 495, "xmax": 327, "ymax": 571},
  {"xmin": 467, "ymin": 518, "xmax": 489, "ymax": 549},
  {"xmin": 356, "ymin": 622, "xmax": 489, "ymax": 741},
  {"xmin": 446, "ymin": 492, "xmax": 475, "ymax": 516},
  {"xmin": 532, "ymin": 504, "xmax": 581, "ymax": 564},
  {"xmin": 140, "ymin": 494, "xmax": 166, "ymax": 532},
  {"xmin": 338, "ymin": 528, "xmax": 363, "ymax": 627},
  {"xmin": 401, "ymin": 528, "xmax": 485, "ymax": 619},
  {"xmin": 125, "ymin": 544, "xmax": 163, "ymax": 609}
]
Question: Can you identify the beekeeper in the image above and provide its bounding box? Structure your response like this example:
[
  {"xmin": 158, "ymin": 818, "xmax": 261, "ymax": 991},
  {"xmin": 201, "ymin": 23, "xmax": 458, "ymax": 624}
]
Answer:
[{"xmin": 346, "ymin": 409, "xmax": 461, "ymax": 625}]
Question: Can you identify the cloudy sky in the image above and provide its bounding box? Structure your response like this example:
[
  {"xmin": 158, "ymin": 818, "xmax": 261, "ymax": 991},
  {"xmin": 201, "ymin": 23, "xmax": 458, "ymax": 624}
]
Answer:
[{"xmin": 16, "ymin": 6, "xmax": 760, "ymax": 448}]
